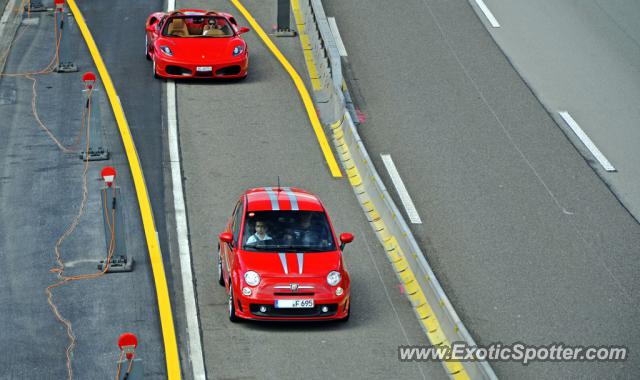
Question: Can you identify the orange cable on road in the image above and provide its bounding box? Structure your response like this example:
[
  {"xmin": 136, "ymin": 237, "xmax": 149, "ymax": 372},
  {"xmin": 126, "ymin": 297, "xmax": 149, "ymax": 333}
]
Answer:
[{"xmin": 66, "ymin": 1, "xmax": 181, "ymax": 378}]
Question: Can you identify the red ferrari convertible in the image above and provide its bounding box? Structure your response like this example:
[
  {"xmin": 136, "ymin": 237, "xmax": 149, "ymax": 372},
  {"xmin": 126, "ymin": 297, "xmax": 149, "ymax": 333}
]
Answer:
[
  {"xmin": 145, "ymin": 10, "xmax": 249, "ymax": 79},
  {"xmin": 218, "ymin": 187, "xmax": 354, "ymax": 322}
]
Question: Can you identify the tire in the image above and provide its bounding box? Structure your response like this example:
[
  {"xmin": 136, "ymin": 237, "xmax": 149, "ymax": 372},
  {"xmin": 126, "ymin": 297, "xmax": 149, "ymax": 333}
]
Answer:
[
  {"xmin": 145, "ymin": 35, "xmax": 151, "ymax": 60},
  {"xmin": 152, "ymin": 60, "xmax": 160, "ymax": 79},
  {"xmin": 217, "ymin": 247, "xmax": 225, "ymax": 286},
  {"xmin": 228, "ymin": 286, "xmax": 240, "ymax": 323}
]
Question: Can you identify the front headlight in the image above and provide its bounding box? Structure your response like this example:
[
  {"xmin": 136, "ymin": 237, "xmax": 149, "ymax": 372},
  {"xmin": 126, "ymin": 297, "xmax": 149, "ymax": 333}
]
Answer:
[
  {"xmin": 232, "ymin": 45, "xmax": 245, "ymax": 56},
  {"xmin": 327, "ymin": 271, "xmax": 341, "ymax": 286},
  {"xmin": 160, "ymin": 45, "xmax": 173, "ymax": 56},
  {"xmin": 244, "ymin": 270, "xmax": 260, "ymax": 286}
]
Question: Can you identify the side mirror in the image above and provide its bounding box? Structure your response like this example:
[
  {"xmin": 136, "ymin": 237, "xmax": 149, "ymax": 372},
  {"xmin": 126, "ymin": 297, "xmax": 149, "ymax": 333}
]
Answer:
[
  {"xmin": 238, "ymin": 27, "xmax": 250, "ymax": 35},
  {"xmin": 339, "ymin": 232, "xmax": 354, "ymax": 251},
  {"xmin": 219, "ymin": 232, "xmax": 234, "ymax": 245},
  {"xmin": 146, "ymin": 25, "xmax": 155, "ymax": 33}
]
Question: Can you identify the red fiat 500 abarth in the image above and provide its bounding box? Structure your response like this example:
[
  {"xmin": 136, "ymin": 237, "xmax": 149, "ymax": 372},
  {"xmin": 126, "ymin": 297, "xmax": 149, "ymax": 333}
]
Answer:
[
  {"xmin": 218, "ymin": 187, "xmax": 354, "ymax": 322},
  {"xmin": 145, "ymin": 9, "xmax": 249, "ymax": 79}
]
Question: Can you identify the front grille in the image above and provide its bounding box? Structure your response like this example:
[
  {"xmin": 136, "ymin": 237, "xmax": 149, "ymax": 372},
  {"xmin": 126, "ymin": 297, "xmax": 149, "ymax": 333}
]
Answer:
[
  {"xmin": 166, "ymin": 65, "xmax": 192, "ymax": 76},
  {"xmin": 216, "ymin": 65, "xmax": 241, "ymax": 76},
  {"xmin": 194, "ymin": 70, "xmax": 213, "ymax": 77},
  {"xmin": 273, "ymin": 292, "xmax": 315, "ymax": 296},
  {"xmin": 250, "ymin": 304, "xmax": 337, "ymax": 317}
]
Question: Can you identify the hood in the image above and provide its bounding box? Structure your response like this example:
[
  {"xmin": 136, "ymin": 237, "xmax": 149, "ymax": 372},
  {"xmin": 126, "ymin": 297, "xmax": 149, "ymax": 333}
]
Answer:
[
  {"xmin": 156, "ymin": 36, "xmax": 244, "ymax": 60},
  {"xmin": 238, "ymin": 250, "xmax": 341, "ymax": 278}
]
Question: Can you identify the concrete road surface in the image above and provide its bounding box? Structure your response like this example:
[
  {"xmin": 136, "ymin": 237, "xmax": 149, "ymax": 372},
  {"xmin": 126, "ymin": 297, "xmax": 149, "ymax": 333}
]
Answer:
[{"xmin": 323, "ymin": 0, "xmax": 640, "ymax": 377}]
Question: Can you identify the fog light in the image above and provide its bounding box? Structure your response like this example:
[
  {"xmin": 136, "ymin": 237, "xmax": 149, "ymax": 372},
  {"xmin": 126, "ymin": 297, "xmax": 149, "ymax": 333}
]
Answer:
[
  {"xmin": 242, "ymin": 287, "xmax": 252, "ymax": 296},
  {"xmin": 321, "ymin": 306, "xmax": 329, "ymax": 313},
  {"xmin": 259, "ymin": 306, "xmax": 267, "ymax": 313},
  {"xmin": 335, "ymin": 287, "xmax": 344, "ymax": 296}
]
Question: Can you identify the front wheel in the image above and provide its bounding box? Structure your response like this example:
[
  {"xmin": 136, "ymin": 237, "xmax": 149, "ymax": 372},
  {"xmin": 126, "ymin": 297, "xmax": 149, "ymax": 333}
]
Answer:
[
  {"xmin": 152, "ymin": 59, "xmax": 160, "ymax": 79},
  {"xmin": 145, "ymin": 34, "xmax": 151, "ymax": 60},
  {"xmin": 228, "ymin": 286, "xmax": 240, "ymax": 323},
  {"xmin": 217, "ymin": 247, "xmax": 225, "ymax": 286}
]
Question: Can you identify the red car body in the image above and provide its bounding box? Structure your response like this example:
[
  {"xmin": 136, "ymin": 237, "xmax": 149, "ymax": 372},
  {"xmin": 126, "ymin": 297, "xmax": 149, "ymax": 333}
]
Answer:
[
  {"xmin": 218, "ymin": 187, "xmax": 354, "ymax": 322},
  {"xmin": 145, "ymin": 9, "xmax": 249, "ymax": 79}
]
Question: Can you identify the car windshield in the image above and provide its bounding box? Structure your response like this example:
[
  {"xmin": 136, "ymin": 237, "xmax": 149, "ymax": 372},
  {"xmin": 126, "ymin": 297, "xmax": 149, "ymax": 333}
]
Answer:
[
  {"xmin": 242, "ymin": 211, "xmax": 336, "ymax": 252},
  {"xmin": 162, "ymin": 16, "xmax": 234, "ymax": 38}
]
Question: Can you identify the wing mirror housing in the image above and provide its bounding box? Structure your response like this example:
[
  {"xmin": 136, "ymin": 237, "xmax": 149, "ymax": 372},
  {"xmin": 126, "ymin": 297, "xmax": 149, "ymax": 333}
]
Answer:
[
  {"xmin": 339, "ymin": 232, "xmax": 354, "ymax": 251},
  {"xmin": 219, "ymin": 232, "xmax": 234, "ymax": 245},
  {"xmin": 238, "ymin": 26, "xmax": 250, "ymax": 35},
  {"xmin": 146, "ymin": 25, "xmax": 155, "ymax": 33}
]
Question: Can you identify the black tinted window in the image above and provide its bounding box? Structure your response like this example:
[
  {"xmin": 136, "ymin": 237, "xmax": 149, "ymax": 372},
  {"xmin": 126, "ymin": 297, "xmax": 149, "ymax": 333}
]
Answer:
[
  {"xmin": 232, "ymin": 201, "xmax": 244, "ymax": 243},
  {"xmin": 242, "ymin": 211, "xmax": 335, "ymax": 252}
]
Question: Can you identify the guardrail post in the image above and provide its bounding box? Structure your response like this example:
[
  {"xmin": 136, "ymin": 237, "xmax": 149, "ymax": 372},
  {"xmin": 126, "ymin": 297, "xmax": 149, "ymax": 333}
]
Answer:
[{"xmin": 275, "ymin": 0, "xmax": 296, "ymax": 36}]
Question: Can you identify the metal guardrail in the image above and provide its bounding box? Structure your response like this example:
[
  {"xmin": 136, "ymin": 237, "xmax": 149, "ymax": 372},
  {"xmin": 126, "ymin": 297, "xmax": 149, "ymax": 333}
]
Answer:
[
  {"xmin": 298, "ymin": 1, "xmax": 498, "ymax": 378},
  {"xmin": 299, "ymin": 0, "xmax": 344, "ymax": 124}
]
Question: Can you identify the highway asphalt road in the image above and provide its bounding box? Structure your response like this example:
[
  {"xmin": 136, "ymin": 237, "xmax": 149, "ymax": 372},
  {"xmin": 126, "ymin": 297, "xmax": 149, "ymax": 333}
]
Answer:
[
  {"xmin": 323, "ymin": 0, "xmax": 640, "ymax": 378},
  {"xmin": 477, "ymin": 0, "xmax": 640, "ymax": 222},
  {"xmin": 0, "ymin": 3, "xmax": 165, "ymax": 378},
  {"xmin": 175, "ymin": 0, "xmax": 446, "ymax": 378}
]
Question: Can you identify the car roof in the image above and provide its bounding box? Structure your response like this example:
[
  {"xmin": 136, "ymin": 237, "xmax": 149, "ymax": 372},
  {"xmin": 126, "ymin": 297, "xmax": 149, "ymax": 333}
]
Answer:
[{"xmin": 245, "ymin": 187, "xmax": 325, "ymax": 212}]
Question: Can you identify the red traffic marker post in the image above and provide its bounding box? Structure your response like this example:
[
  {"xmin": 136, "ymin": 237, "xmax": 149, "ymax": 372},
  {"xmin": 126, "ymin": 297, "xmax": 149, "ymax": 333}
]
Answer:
[
  {"xmin": 54, "ymin": 0, "xmax": 78, "ymax": 73},
  {"xmin": 117, "ymin": 333, "xmax": 143, "ymax": 380},
  {"xmin": 82, "ymin": 71, "xmax": 96, "ymax": 90},
  {"xmin": 101, "ymin": 166, "xmax": 116, "ymax": 187},
  {"xmin": 118, "ymin": 332, "xmax": 138, "ymax": 360},
  {"xmin": 80, "ymin": 73, "xmax": 109, "ymax": 161},
  {"xmin": 98, "ymin": 166, "xmax": 133, "ymax": 273}
]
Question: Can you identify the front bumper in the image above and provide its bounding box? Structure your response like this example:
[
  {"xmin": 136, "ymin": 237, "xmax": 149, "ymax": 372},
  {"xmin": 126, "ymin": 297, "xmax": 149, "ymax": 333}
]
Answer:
[
  {"xmin": 154, "ymin": 54, "xmax": 248, "ymax": 79},
  {"xmin": 233, "ymin": 281, "xmax": 350, "ymax": 321}
]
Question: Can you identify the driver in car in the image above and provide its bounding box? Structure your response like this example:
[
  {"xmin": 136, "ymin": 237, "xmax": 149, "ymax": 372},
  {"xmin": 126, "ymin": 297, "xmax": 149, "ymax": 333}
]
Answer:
[{"xmin": 245, "ymin": 220, "xmax": 272, "ymax": 245}]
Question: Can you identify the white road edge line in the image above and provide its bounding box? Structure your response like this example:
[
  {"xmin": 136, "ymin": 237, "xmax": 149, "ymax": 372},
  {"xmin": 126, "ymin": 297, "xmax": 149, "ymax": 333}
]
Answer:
[
  {"xmin": 474, "ymin": 0, "xmax": 500, "ymax": 28},
  {"xmin": 168, "ymin": 71, "xmax": 207, "ymax": 380},
  {"xmin": 380, "ymin": 154, "xmax": 422, "ymax": 224},
  {"xmin": 559, "ymin": 111, "xmax": 616, "ymax": 172},
  {"xmin": 327, "ymin": 17, "xmax": 347, "ymax": 57},
  {"xmin": 0, "ymin": 0, "xmax": 17, "ymax": 33},
  {"xmin": 166, "ymin": 1, "xmax": 206, "ymax": 379}
]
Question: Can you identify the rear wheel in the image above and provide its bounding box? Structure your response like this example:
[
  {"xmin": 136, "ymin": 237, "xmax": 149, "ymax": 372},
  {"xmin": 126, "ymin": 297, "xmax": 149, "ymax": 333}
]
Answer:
[
  {"xmin": 217, "ymin": 247, "xmax": 225, "ymax": 286},
  {"xmin": 228, "ymin": 286, "xmax": 240, "ymax": 323}
]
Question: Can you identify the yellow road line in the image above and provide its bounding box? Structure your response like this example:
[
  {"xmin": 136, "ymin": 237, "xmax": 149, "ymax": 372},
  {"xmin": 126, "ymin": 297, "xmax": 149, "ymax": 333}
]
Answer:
[
  {"xmin": 330, "ymin": 119, "xmax": 471, "ymax": 380},
  {"xmin": 66, "ymin": 1, "xmax": 181, "ymax": 378},
  {"xmin": 291, "ymin": 0, "xmax": 322, "ymax": 90},
  {"xmin": 229, "ymin": 0, "xmax": 342, "ymax": 178}
]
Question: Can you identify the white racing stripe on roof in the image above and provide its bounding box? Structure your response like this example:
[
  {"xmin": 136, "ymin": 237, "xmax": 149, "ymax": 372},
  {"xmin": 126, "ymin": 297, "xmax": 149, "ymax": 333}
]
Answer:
[
  {"xmin": 264, "ymin": 187, "xmax": 280, "ymax": 210},
  {"xmin": 278, "ymin": 253, "xmax": 289, "ymax": 274},
  {"xmin": 283, "ymin": 187, "xmax": 299, "ymax": 210}
]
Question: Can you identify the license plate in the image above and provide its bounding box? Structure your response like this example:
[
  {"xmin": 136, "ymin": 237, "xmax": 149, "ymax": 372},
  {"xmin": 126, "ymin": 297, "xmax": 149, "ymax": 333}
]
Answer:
[
  {"xmin": 274, "ymin": 299, "xmax": 314, "ymax": 308},
  {"xmin": 196, "ymin": 66, "xmax": 212, "ymax": 72}
]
